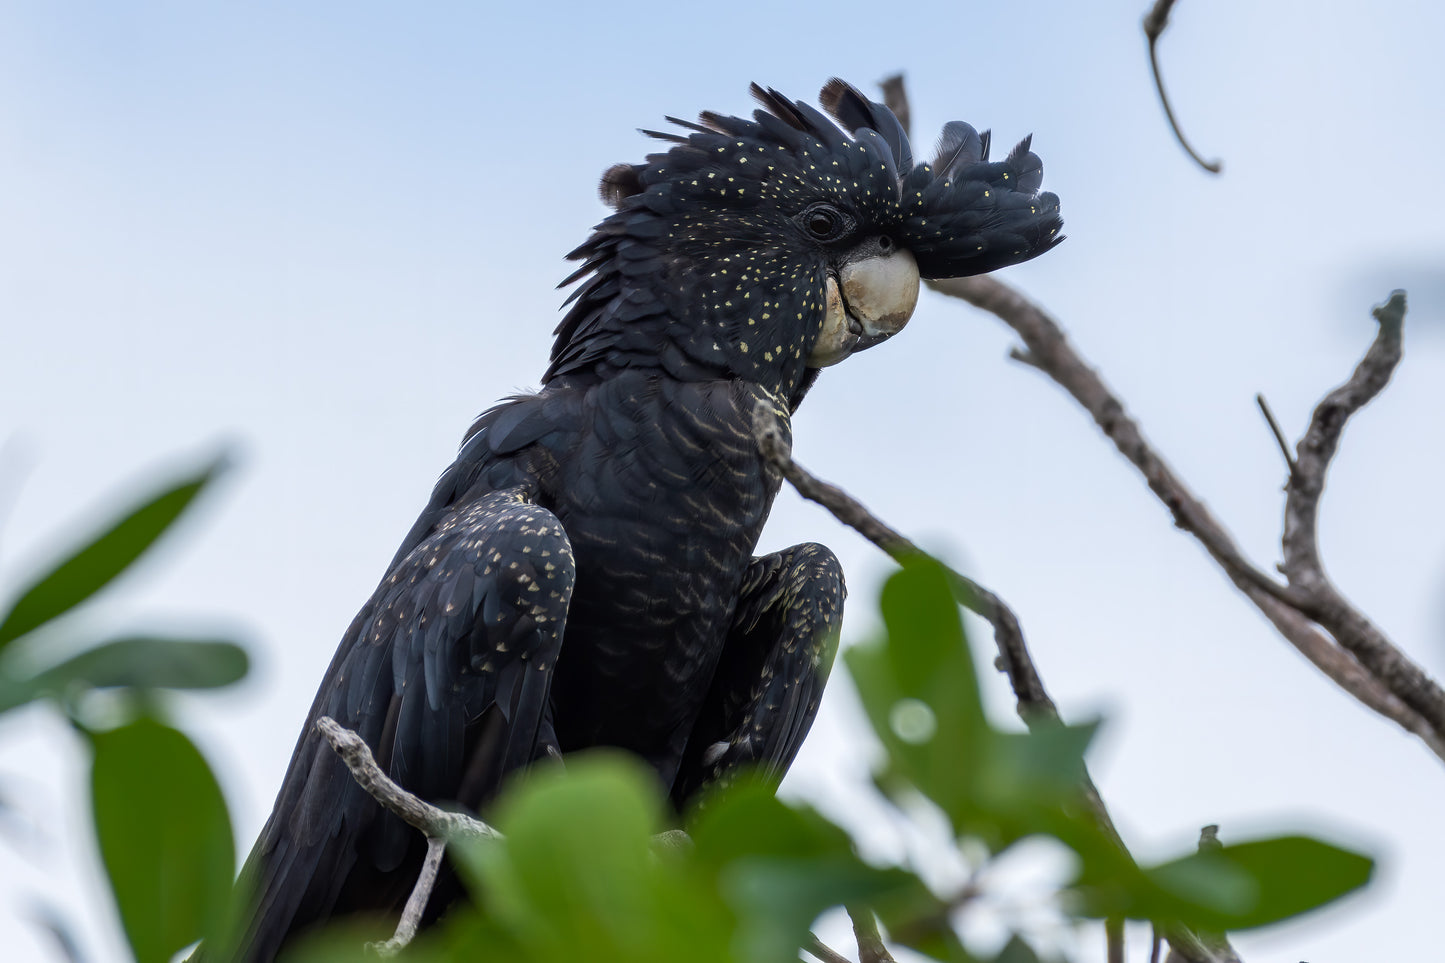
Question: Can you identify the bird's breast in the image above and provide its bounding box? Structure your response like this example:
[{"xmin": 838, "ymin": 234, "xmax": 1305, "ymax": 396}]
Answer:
[{"xmin": 544, "ymin": 375, "xmax": 790, "ymax": 766}]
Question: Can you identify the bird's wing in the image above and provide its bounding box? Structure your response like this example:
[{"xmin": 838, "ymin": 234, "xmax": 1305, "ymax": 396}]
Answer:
[
  {"xmin": 231, "ymin": 486, "xmax": 575, "ymax": 962},
  {"xmin": 671, "ymin": 542, "xmax": 845, "ymax": 807}
]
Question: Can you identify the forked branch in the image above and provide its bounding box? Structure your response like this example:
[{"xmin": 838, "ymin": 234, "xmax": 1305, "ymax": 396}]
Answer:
[
  {"xmin": 316, "ymin": 715, "xmax": 497, "ymax": 955},
  {"xmin": 924, "ymin": 273, "xmax": 1445, "ymax": 761}
]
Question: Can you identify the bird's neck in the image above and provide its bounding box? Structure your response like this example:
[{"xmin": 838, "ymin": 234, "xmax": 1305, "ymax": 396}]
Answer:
[{"xmin": 548, "ymin": 263, "xmax": 827, "ymax": 402}]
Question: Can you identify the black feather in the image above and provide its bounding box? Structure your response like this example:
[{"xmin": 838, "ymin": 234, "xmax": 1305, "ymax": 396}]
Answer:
[
  {"xmin": 639, "ymin": 127, "xmax": 689, "ymax": 144},
  {"xmin": 933, "ymin": 121, "xmax": 988, "ymax": 177},
  {"xmin": 818, "ymin": 78, "xmax": 913, "ymax": 174},
  {"xmin": 1006, "ymin": 135, "xmax": 1044, "ymax": 193},
  {"xmin": 599, "ymin": 163, "xmax": 645, "ymax": 209},
  {"xmin": 750, "ymin": 82, "xmax": 813, "ymax": 133}
]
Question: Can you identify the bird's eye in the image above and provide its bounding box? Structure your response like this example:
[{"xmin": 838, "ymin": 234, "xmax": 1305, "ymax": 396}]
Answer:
[{"xmin": 801, "ymin": 203, "xmax": 849, "ymax": 242}]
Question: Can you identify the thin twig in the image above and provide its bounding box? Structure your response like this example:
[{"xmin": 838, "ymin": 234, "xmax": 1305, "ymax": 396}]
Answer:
[
  {"xmin": 753, "ymin": 407, "xmax": 1051, "ymax": 710},
  {"xmin": 1254, "ymin": 394, "xmax": 1298, "ymax": 482},
  {"xmin": 931, "ymin": 274, "xmax": 1299, "ymax": 607},
  {"xmin": 316, "ymin": 716, "xmax": 498, "ymax": 955},
  {"xmin": 370, "ymin": 836, "xmax": 447, "ymax": 957},
  {"xmin": 1142, "ymin": 0, "xmax": 1223, "ymax": 173}
]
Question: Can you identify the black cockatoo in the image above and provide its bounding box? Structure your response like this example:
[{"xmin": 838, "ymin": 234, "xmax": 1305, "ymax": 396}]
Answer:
[{"xmin": 227, "ymin": 80, "xmax": 1062, "ymax": 960}]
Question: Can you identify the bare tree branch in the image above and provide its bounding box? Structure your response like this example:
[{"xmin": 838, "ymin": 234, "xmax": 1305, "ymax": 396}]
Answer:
[
  {"xmin": 753, "ymin": 406, "xmax": 1053, "ymax": 718},
  {"xmin": 878, "ymin": 75, "xmax": 909, "ymax": 140},
  {"xmin": 922, "ymin": 272, "xmax": 1445, "ymax": 761},
  {"xmin": 1142, "ymin": 0, "xmax": 1223, "ymax": 173},
  {"xmin": 315, "ymin": 715, "xmax": 497, "ymax": 956},
  {"xmin": 931, "ymin": 274, "xmax": 1296, "ymax": 603},
  {"xmin": 1273, "ymin": 292, "xmax": 1445, "ymax": 734}
]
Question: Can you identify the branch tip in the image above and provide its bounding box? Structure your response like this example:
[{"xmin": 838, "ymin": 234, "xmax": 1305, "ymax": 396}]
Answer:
[
  {"xmin": 1142, "ymin": 0, "xmax": 1223, "ymax": 174},
  {"xmin": 1254, "ymin": 394, "xmax": 1298, "ymax": 481}
]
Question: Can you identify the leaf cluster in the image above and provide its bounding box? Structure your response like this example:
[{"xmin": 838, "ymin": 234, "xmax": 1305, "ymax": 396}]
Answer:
[{"xmin": 0, "ymin": 459, "xmax": 248, "ymax": 962}]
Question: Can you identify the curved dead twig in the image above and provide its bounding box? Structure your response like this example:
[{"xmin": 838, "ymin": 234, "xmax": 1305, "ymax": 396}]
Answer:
[
  {"xmin": 1143, "ymin": 0, "xmax": 1223, "ymax": 174},
  {"xmin": 317, "ymin": 715, "xmax": 497, "ymax": 842},
  {"xmin": 316, "ymin": 716, "xmax": 497, "ymax": 956}
]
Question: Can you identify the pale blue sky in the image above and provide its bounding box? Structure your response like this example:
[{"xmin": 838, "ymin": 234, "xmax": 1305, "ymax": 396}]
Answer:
[{"xmin": 2, "ymin": 2, "xmax": 1444, "ymax": 961}]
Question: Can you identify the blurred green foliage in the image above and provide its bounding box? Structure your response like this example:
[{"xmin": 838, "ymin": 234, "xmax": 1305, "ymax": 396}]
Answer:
[
  {"xmin": 0, "ymin": 466, "xmax": 1373, "ymax": 962},
  {"xmin": 0, "ymin": 458, "xmax": 247, "ymax": 962}
]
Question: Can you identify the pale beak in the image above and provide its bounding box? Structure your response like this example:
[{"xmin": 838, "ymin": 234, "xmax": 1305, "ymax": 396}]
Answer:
[{"xmin": 807, "ymin": 248, "xmax": 920, "ymax": 367}]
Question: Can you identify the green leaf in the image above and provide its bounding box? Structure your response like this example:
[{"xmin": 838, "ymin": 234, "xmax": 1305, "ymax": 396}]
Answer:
[
  {"xmin": 449, "ymin": 752, "xmax": 733, "ymax": 963},
  {"xmin": 0, "ymin": 671, "xmax": 36, "ymax": 715},
  {"xmin": 278, "ymin": 922, "xmax": 441, "ymax": 963},
  {"xmin": 845, "ymin": 558, "xmax": 989, "ymax": 825},
  {"xmin": 90, "ymin": 716, "xmax": 237, "ymax": 963},
  {"xmin": 32, "ymin": 636, "xmax": 249, "ymax": 694},
  {"xmin": 689, "ymin": 778, "xmax": 923, "ymax": 960},
  {"xmin": 880, "ymin": 559, "xmax": 982, "ymax": 711},
  {"xmin": 847, "ymin": 559, "xmax": 1120, "ymax": 856},
  {"xmin": 0, "ymin": 456, "xmax": 226, "ymax": 649},
  {"xmin": 1143, "ymin": 848, "xmax": 1257, "ymax": 919},
  {"xmin": 1076, "ymin": 834, "xmax": 1373, "ymax": 932},
  {"xmin": 987, "ymin": 722, "xmax": 1098, "ymax": 802},
  {"xmin": 689, "ymin": 776, "xmax": 856, "ymax": 865},
  {"xmin": 1152, "ymin": 835, "xmax": 1373, "ymax": 930}
]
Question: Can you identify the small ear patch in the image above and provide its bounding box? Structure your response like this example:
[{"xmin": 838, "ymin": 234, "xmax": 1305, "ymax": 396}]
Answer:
[{"xmin": 599, "ymin": 163, "xmax": 645, "ymax": 209}]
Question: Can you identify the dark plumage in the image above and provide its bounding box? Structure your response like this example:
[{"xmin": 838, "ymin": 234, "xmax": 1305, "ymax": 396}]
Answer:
[{"xmin": 223, "ymin": 80, "xmax": 1063, "ymax": 961}]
